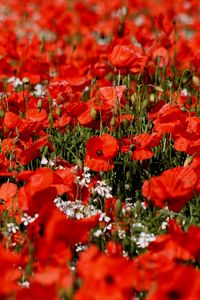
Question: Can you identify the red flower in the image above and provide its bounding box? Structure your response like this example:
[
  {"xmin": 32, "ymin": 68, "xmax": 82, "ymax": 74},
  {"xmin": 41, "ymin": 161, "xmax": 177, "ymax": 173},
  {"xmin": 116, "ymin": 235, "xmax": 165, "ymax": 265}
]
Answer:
[
  {"xmin": 109, "ymin": 44, "xmax": 148, "ymax": 74},
  {"xmin": 74, "ymin": 245, "xmax": 136, "ymax": 300},
  {"xmin": 142, "ymin": 166, "xmax": 198, "ymax": 212},
  {"xmin": 85, "ymin": 134, "xmax": 119, "ymax": 171}
]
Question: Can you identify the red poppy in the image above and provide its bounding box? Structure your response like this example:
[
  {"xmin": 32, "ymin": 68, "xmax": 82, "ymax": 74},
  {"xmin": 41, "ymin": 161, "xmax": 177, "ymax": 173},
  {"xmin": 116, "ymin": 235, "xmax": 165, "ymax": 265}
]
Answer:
[
  {"xmin": 85, "ymin": 134, "xmax": 119, "ymax": 171},
  {"xmin": 142, "ymin": 166, "xmax": 198, "ymax": 212},
  {"xmin": 74, "ymin": 245, "xmax": 136, "ymax": 300},
  {"xmin": 0, "ymin": 182, "xmax": 18, "ymax": 211},
  {"xmin": 146, "ymin": 265, "xmax": 200, "ymax": 300},
  {"xmin": 16, "ymin": 135, "xmax": 51, "ymax": 165},
  {"xmin": 120, "ymin": 132, "xmax": 161, "ymax": 160},
  {"xmin": 109, "ymin": 44, "xmax": 148, "ymax": 74}
]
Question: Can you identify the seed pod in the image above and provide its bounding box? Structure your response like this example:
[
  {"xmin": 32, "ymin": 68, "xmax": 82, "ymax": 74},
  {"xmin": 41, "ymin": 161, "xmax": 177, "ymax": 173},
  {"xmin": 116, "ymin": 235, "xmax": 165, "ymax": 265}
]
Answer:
[
  {"xmin": 141, "ymin": 99, "xmax": 148, "ymax": 110},
  {"xmin": 76, "ymin": 159, "xmax": 83, "ymax": 169},
  {"xmin": 184, "ymin": 156, "xmax": 193, "ymax": 166},
  {"xmin": 110, "ymin": 116, "xmax": 115, "ymax": 127},
  {"xmin": 56, "ymin": 106, "xmax": 61, "ymax": 116},
  {"xmin": 192, "ymin": 76, "xmax": 200, "ymax": 87},
  {"xmin": 37, "ymin": 99, "xmax": 42, "ymax": 110},
  {"xmin": 149, "ymin": 93, "xmax": 155, "ymax": 102},
  {"xmin": 131, "ymin": 93, "xmax": 137, "ymax": 105},
  {"xmin": 0, "ymin": 109, "xmax": 4, "ymax": 118},
  {"xmin": 90, "ymin": 107, "xmax": 97, "ymax": 119},
  {"xmin": 154, "ymin": 85, "xmax": 164, "ymax": 93},
  {"xmin": 115, "ymin": 199, "xmax": 122, "ymax": 217}
]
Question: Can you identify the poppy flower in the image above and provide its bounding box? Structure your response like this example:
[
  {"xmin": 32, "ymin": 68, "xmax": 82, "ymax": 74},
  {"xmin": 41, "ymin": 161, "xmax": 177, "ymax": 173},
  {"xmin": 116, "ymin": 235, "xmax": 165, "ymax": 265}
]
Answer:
[
  {"xmin": 85, "ymin": 134, "xmax": 119, "ymax": 171},
  {"xmin": 142, "ymin": 166, "xmax": 198, "ymax": 212},
  {"xmin": 16, "ymin": 135, "xmax": 50, "ymax": 165},
  {"xmin": 0, "ymin": 245, "xmax": 22, "ymax": 298},
  {"xmin": 74, "ymin": 245, "xmax": 136, "ymax": 300},
  {"xmin": 109, "ymin": 44, "xmax": 148, "ymax": 74},
  {"xmin": 146, "ymin": 264, "xmax": 200, "ymax": 300},
  {"xmin": 0, "ymin": 182, "xmax": 18, "ymax": 211},
  {"xmin": 120, "ymin": 132, "xmax": 161, "ymax": 161}
]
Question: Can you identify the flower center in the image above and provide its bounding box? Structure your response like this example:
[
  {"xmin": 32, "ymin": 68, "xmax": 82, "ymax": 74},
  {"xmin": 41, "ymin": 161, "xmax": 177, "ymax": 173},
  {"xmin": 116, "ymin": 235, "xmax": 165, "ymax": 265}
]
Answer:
[{"xmin": 96, "ymin": 149, "xmax": 103, "ymax": 156}]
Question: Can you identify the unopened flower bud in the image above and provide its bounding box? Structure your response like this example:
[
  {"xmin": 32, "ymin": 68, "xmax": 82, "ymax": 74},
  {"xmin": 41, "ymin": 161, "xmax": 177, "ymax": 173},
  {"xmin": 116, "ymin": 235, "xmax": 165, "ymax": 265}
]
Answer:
[{"xmin": 90, "ymin": 107, "xmax": 97, "ymax": 119}]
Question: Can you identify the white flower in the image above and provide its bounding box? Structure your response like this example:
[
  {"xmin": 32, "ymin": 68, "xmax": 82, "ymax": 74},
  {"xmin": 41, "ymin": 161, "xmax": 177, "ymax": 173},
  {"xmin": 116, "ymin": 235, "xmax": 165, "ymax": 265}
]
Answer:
[
  {"xmin": 93, "ymin": 180, "xmax": 112, "ymax": 198},
  {"xmin": 136, "ymin": 232, "xmax": 156, "ymax": 248},
  {"xmin": 75, "ymin": 167, "xmax": 91, "ymax": 187},
  {"xmin": 7, "ymin": 223, "xmax": 19, "ymax": 234},
  {"xmin": 7, "ymin": 77, "xmax": 22, "ymax": 88},
  {"xmin": 93, "ymin": 229, "xmax": 103, "ymax": 237},
  {"xmin": 21, "ymin": 213, "xmax": 39, "ymax": 226},
  {"xmin": 41, "ymin": 157, "xmax": 48, "ymax": 165}
]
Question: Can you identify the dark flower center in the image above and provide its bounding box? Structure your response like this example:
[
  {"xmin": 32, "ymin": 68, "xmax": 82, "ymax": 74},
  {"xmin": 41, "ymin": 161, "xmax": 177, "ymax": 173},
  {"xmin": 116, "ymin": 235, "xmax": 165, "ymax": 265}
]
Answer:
[
  {"xmin": 167, "ymin": 290, "xmax": 181, "ymax": 299},
  {"xmin": 104, "ymin": 274, "xmax": 114, "ymax": 285},
  {"xmin": 96, "ymin": 149, "xmax": 103, "ymax": 156}
]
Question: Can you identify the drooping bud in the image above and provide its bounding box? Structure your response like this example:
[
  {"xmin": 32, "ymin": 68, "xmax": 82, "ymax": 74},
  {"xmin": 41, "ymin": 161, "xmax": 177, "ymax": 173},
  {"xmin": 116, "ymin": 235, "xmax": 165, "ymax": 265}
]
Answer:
[
  {"xmin": 0, "ymin": 109, "xmax": 4, "ymax": 118},
  {"xmin": 192, "ymin": 76, "xmax": 200, "ymax": 87},
  {"xmin": 90, "ymin": 107, "xmax": 97, "ymax": 119},
  {"xmin": 22, "ymin": 77, "xmax": 30, "ymax": 85}
]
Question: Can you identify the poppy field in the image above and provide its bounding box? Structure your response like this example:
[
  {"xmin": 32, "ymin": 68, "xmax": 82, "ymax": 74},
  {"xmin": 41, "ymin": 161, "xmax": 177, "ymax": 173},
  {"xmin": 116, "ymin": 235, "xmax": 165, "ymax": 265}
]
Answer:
[{"xmin": 1, "ymin": 0, "xmax": 200, "ymax": 299}]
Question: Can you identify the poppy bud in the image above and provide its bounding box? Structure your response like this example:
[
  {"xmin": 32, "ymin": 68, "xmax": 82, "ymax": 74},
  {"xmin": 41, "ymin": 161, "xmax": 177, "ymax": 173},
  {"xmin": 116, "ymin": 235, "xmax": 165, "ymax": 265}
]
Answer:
[
  {"xmin": 126, "ymin": 170, "xmax": 131, "ymax": 180},
  {"xmin": 131, "ymin": 93, "xmax": 137, "ymax": 105},
  {"xmin": 49, "ymin": 113, "xmax": 54, "ymax": 123},
  {"xmin": 56, "ymin": 106, "xmax": 61, "ymax": 116},
  {"xmin": 154, "ymin": 85, "xmax": 164, "ymax": 93},
  {"xmin": 141, "ymin": 99, "xmax": 148, "ymax": 110},
  {"xmin": 149, "ymin": 93, "xmax": 155, "ymax": 102},
  {"xmin": 115, "ymin": 199, "xmax": 122, "ymax": 217},
  {"xmin": 22, "ymin": 77, "xmax": 30, "ymax": 85},
  {"xmin": 192, "ymin": 75, "xmax": 200, "ymax": 87},
  {"xmin": 110, "ymin": 116, "xmax": 115, "ymax": 127},
  {"xmin": 123, "ymin": 118, "xmax": 129, "ymax": 127},
  {"xmin": 184, "ymin": 155, "xmax": 193, "ymax": 166},
  {"xmin": 37, "ymin": 99, "xmax": 42, "ymax": 110},
  {"xmin": 76, "ymin": 159, "xmax": 83, "ymax": 169},
  {"xmin": 90, "ymin": 107, "xmax": 97, "ymax": 119},
  {"xmin": 0, "ymin": 109, "xmax": 4, "ymax": 118}
]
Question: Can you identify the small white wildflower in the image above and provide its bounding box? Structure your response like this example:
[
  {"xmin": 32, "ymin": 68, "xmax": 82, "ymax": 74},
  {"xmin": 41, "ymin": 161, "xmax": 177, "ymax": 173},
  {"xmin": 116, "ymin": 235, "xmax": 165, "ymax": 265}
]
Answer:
[
  {"xmin": 140, "ymin": 202, "xmax": 147, "ymax": 210},
  {"xmin": 136, "ymin": 232, "xmax": 156, "ymax": 248},
  {"xmin": 181, "ymin": 88, "xmax": 188, "ymax": 96},
  {"xmin": 19, "ymin": 281, "xmax": 30, "ymax": 288},
  {"xmin": 21, "ymin": 213, "xmax": 39, "ymax": 226},
  {"xmin": 7, "ymin": 223, "xmax": 19, "ymax": 234},
  {"xmin": 7, "ymin": 77, "xmax": 22, "ymax": 88},
  {"xmin": 41, "ymin": 157, "xmax": 48, "ymax": 165},
  {"xmin": 33, "ymin": 84, "xmax": 45, "ymax": 96},
  {"xmin": 75, "ymin": 243, "xmax": 88, "ymax": 253},
  {"xmin": 106, "ymin": 224, "xmax": 112, "ymax": 231},
  {"xmin": 99, "ymin": 213, "xmax": 110, "ymax": 223},
  {"xmin": 75, "ymin": 212, "xmax": 84, "ymax": 220},
  {"xmin": 49, "ymin": 159, "xmax": 55, "ymax": 167},
  {"xmin": 93, "ymin": 180, "xmax": 112, "ymax": 198},
  {"xmin": 75, "ymin": 168, "xmax": 91, "ymax": 187},
  {"xmin": 93, "ymin": 229, "xmax": 103, "ymax": 237}
]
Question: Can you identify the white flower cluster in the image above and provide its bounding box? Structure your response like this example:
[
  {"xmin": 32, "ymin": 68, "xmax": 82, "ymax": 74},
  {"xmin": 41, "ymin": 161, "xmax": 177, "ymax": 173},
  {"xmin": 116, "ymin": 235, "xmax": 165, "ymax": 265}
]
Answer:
[
  {"xmin": 21, "ymin": 213, "xmax": 39, "ymax": 226},
  {"xmin": 41, "ymin": 157, "xmax": 55, "ymax": 166},
  {"xmin": 133, "ymin": 232, "xmax": 156, "ymax": 249},
  {"xmin": 75, "ymin": 167, "xmax": 91, "ymax": 187},
  {"xmin": 54, "ymin": 198, "xmax": 100, "ymax": 220},
  {"xmin": 7, "ymin": 76, "xmax": 22, "ymax": 89},
  {"xmin": 7, "ymin": 223, "xmax": 19, "ymax": 234},
  {"xmin": 92, "ymin": 180, "xmax": 112, "ymax": 198}
]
